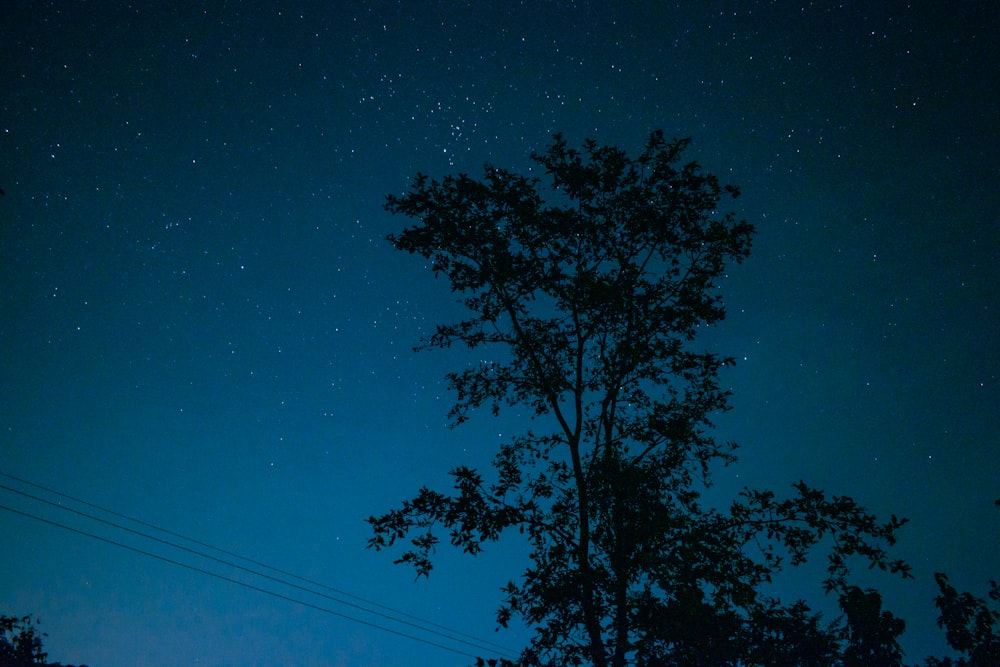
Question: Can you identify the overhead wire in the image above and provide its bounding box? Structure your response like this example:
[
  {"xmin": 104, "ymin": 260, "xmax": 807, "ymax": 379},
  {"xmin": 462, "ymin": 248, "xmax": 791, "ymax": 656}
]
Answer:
[
  {"xmin": 2, "ymin": 469, "xmax": 490, "ymax": 644},
  {"xmin": 0, "ymin": 474, "xmax": 518, "ymax": 660},
  {"xmin": 0, "ymin": 470, "xmax": 520, "ymax": 661},
  {"xmin": 0, "ymin": 502, "xmax": 486, "ymax": 660}
]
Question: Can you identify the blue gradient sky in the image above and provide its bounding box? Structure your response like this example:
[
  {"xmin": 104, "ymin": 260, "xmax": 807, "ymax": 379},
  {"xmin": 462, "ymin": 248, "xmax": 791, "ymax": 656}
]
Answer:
[{"xmin": 1, "ymin": 2, "xmax": 997, "ymax": 665}]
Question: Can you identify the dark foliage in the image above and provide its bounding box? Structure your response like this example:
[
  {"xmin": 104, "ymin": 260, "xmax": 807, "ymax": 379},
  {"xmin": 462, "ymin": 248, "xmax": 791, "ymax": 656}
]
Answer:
[
  {"xmin": 0, "ymin": 615, "xmax": 46, "ymax": 667},
  {"xmin": 921, "ymin": 574, "xmax": 1000, "ymax": 667},
  {"xmin": 368, "ymin": 132, "xmax": 912, "ymax": 666},
  {"xmin": 0, "ymin": 615, "xmax": 89, "ymax": 667}
]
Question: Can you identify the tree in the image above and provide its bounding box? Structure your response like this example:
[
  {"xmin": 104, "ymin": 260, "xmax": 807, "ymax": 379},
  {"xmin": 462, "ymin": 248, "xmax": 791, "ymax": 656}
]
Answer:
[
  {"xmin": 0, "ymin": 615, "xmax": 47, "ymax": 667},
  {"xmin": 0, "ymin": 614, "xmax": 89, "ymax": 667},
  {"xmin": 368, "ymin": 132, "xmax": 911, "ymax": 666},
  {"xmin": 838, "ymin": 586, "xmax": 905, "ymax": 666},
  {"xmin": 922, "ymin": 574, "xmax": 1000, "ymax": 667}
]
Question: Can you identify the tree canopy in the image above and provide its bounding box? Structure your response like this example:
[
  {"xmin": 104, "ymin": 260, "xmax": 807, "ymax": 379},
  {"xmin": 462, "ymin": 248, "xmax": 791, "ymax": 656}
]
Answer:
[
  {"xmin": 0, "ymin": 615, "xmax": 47, "ymax": 667},
  {"xmin": 368, "ymin": 131, "xmax": 916, "ymax": 666}
]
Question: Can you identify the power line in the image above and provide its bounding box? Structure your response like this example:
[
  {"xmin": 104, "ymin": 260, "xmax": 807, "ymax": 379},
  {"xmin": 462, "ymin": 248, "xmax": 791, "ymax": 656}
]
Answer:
[
  {"xmin": 0, "ymin": 471, "xmax": 516, "ymax": 656},
  {"xmin": 0, "ymin": 471, "xmax": 520, "ymax": 661},
  {"xmin": 0, "ymin": 502, "xmax": 486, "ymax": 660},
  {"xmin": 0, "ymin": 483, "xmax": 518, "ymax": 659},
  {"xmin": 0, "ymin": 482, "xmax": 512, "ymax": 656},
  {"xmin": 3, "ymin": 469, "xmax": 494, "ymax": 646}
]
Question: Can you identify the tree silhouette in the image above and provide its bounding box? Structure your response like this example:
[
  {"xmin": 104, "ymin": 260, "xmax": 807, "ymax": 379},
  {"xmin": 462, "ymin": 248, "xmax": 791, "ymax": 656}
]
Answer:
[
  {"xmin": 368, "ymin": 132, "xmax": 911, "ymax": 666},
  {"xmin": 0, "ymin": 614, "xmax": 91, "ymax": 667},
  {"xmin": 0, "ymin": 615, "xmax": 47, "ymax": 666},
  {"xmin": 838, "ymin": 586, "xmax": 905, "ymax": 666},
  {"xmin": 922, "ymin": 574, "xmax": 1000, "ymax": 667}
]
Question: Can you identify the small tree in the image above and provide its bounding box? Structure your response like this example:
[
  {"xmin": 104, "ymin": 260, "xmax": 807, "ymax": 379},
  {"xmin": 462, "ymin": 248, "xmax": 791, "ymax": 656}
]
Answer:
[
  {"xmin": 838, "ymin": 586, "xmax": 906, "ymax": 666},
  {"xmin": 922, "ymin": 573, "xmax": 1000, "ymax": 667},
  {"xmin": 0, "ymin": 615, "xmax": 47, "ymax": 666},
  {"xmin": 368, "ymin": 132, "xmax": 910, "ymax": 666}
]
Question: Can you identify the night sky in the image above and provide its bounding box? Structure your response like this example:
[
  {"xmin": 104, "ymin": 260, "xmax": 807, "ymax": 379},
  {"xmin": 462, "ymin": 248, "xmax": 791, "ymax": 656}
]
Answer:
[{"xmin": 2, "ymin": 2, "xmax": 998, "ymax": 665}]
